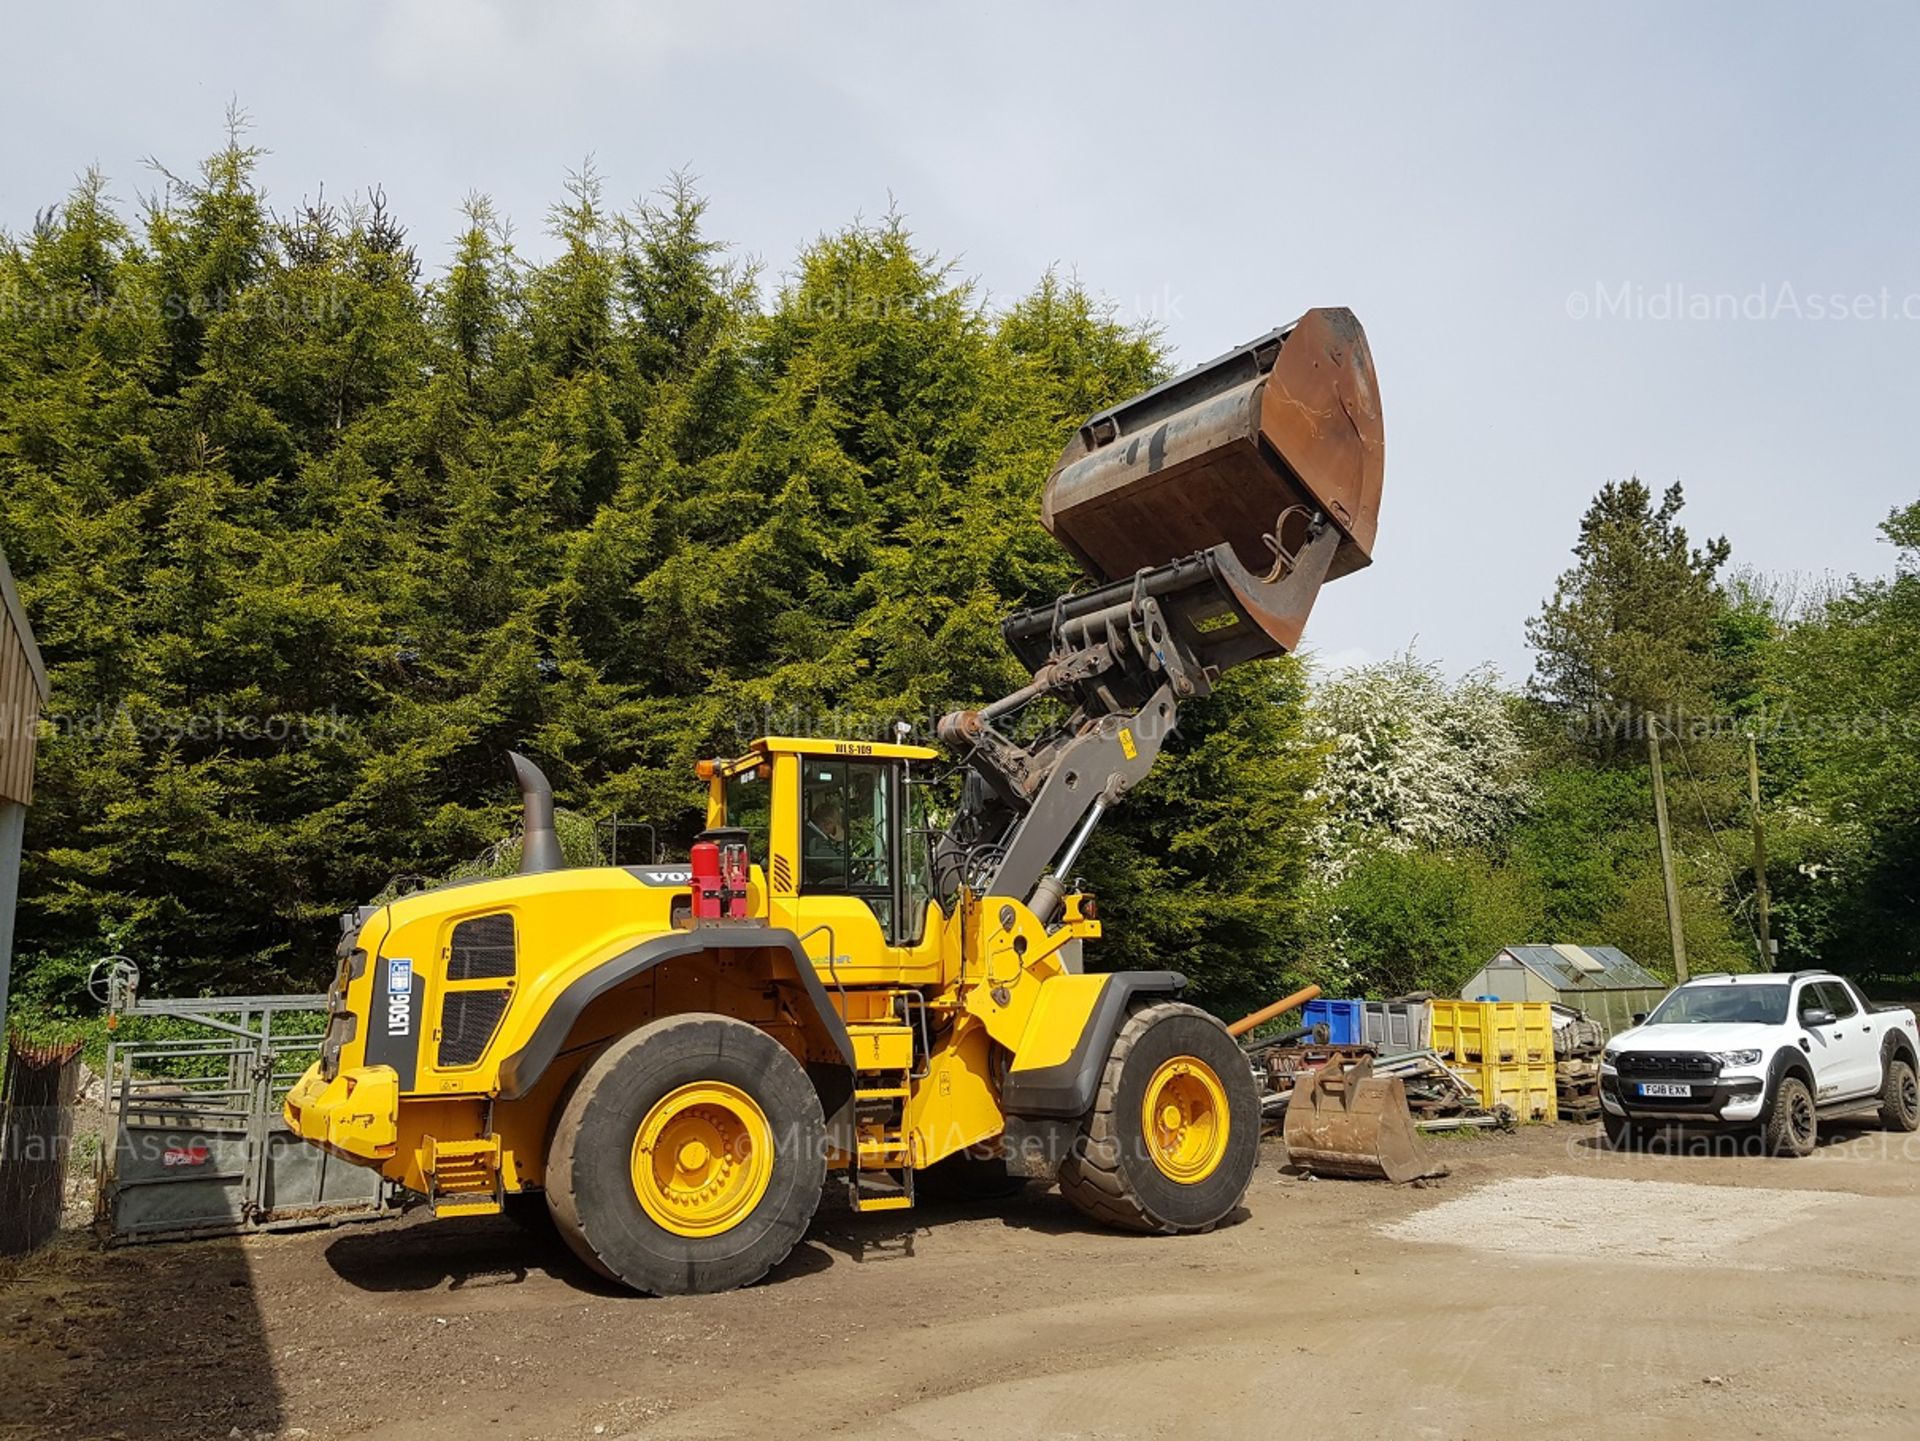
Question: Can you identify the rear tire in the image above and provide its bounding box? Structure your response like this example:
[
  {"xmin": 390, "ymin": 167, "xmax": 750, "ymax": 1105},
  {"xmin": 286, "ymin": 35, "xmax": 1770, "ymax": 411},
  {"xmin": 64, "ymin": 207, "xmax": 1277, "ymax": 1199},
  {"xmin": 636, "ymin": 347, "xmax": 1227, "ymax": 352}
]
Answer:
[
  {"xmin": 1057, "ymin": 1002, "xmax": 1259, "ymax": 1235},
  {"xmin": 1879, "ymin": 1056, "xmax": 1920, "ymax": 1133},
  {"xmin": 547, "ymin": 1013, "xmax": 826, "ymax": 1294},
  {"xmin": 1763, "ymin": 1074, "xmax": 1818, "ymax": 1157}
]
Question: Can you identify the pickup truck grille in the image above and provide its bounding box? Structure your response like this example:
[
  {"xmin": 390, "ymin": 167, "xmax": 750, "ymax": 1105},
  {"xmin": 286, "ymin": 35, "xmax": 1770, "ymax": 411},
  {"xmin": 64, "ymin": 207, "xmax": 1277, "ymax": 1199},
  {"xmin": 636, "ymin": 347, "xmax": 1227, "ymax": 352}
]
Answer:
[{"xmin": 1616, "ymin": 1052, "xmax": 1720, "ymax": 1081}]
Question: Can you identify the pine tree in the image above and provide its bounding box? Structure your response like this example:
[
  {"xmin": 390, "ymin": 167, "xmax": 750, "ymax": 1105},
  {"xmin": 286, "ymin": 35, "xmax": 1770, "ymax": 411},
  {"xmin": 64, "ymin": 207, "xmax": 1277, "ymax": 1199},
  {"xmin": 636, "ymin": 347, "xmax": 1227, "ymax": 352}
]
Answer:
[
  {"xmin": 1527, "ymin": 478, "xmax": 1732, "ymax": 761},
  {"xmin": 0, "ymin": 142, "xmax": 1326, "ymax": 1018}
]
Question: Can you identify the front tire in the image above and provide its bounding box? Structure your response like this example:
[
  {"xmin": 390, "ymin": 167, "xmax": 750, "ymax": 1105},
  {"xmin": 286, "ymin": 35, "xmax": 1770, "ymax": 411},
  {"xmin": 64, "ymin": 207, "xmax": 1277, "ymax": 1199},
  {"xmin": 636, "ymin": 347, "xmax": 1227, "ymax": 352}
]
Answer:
[
  {"xmin": 1763, "ymin": 1074, "xmax": 1818, "ymax": 1157},
  {"xmin": 1879, "ymin": 1056, "xmax": 1920, "ymax": 1133},
  {"xmin": 1601, "ymin": 1110, "xmax": 1645, "ymax": 1151},
  {"xmin": 547, "ymin": 1014, "xmax": 826, "ymax": 1294},
  {"xmin": 1057, "ymin": 1002, "xmax": 1259, "ymax": 1235}
]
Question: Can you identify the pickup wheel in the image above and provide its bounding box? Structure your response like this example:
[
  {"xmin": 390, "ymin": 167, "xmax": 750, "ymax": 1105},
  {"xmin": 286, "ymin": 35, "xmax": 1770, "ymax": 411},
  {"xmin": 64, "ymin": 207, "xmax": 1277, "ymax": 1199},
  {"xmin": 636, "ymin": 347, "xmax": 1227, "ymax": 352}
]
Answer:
[
  {"xmin": 1601, "ymin": 1110, "xmax": 1645, "ymax": 1151},
  {"xmin": 1763, "ymin": 1074, "xmax": 1818, "ymax": 1157},
  {"xmin": 1879, "ymin": 1056, "xmax": 1920, "ymax": 1133}
]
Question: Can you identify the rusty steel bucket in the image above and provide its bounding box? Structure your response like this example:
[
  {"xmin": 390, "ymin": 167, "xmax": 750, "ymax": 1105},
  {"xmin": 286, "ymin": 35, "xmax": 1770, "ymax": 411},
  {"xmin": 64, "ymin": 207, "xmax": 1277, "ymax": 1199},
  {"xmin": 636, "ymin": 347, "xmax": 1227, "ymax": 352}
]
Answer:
[
  {"xmin": 1281, "ymin": 1055, "xmax": 1431, "ymax": 1183},
  {"xmin": 1040, "ymin": 308, "xmax": 1384, "ymax": 657}
]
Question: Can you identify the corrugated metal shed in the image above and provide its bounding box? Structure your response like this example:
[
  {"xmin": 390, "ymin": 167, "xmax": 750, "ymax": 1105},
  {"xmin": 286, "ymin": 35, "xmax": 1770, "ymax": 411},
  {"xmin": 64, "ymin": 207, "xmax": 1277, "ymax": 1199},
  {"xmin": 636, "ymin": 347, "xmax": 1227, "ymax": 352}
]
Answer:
[
  {"xmin": 1460, "ymin": 945, "xmax": 1668, "ymax": 1036},
  {"xmin": 0, "ymin": 548, "xmax": 46, "ymax": 807},
  {"xmin": 0, "ymin": 545, "xmax": 48, "ymax": 1024}
]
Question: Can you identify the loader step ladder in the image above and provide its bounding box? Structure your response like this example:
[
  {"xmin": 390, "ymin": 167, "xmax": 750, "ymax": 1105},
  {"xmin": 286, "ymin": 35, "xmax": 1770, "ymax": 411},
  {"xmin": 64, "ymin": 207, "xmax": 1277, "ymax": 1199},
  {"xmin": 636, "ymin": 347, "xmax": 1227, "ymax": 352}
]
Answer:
[
  {"xmin": 421, "ymin": 1134, "xmax": 505, "ymax": 1217},
  {"xmin": 846, "ymin": 1022, "xmax": 916, "ymax": 1213}
]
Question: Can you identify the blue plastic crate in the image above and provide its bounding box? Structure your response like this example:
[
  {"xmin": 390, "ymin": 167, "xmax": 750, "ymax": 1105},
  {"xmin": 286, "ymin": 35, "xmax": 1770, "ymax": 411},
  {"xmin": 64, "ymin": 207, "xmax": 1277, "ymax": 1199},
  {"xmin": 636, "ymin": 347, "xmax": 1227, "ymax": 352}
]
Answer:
[{"xmin": 1302, "ymin": 998, "xmax": 1366, "ymax": 1045}]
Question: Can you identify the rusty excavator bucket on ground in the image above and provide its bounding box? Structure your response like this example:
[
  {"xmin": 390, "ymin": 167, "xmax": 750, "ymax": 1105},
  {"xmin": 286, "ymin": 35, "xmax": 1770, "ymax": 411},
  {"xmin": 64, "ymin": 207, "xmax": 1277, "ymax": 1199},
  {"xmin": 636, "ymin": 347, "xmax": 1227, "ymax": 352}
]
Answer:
[
  {"xmin": 1281, "ymin": 1055, "xmax": 1437, "ymax": 1184},
  {"xmin": 1027, "ymin": 307, "xmax": 1384, "ymax": 673}
]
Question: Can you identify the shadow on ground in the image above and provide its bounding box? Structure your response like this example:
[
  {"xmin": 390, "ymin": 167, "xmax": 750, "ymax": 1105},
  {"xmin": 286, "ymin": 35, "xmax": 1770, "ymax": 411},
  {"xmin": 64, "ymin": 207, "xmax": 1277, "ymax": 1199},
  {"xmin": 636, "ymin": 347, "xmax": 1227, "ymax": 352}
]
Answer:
[
  {"xmin": 1567, "ymin": 1115, "xmax": 1888, "ymax": 1159},
  {"xmin": 320, "ymin": 1178, "xmax": 1167, "ymax": 1297},
  {"xmin": 0, "ymin": 1231, "xmax": 283, "ymax": 1440},
  {"xmin": 324, "ymin": 1208, "xmax": 840, "ymax": 1296}
]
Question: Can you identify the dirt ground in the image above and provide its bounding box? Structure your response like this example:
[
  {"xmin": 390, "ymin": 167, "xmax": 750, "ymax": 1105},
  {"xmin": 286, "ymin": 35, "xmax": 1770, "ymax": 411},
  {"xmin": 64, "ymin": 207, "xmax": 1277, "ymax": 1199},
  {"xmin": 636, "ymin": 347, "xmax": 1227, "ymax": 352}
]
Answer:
[{"xmin": 6, "ymin": 1118, "xmax": 1920, "ymax": 1441}]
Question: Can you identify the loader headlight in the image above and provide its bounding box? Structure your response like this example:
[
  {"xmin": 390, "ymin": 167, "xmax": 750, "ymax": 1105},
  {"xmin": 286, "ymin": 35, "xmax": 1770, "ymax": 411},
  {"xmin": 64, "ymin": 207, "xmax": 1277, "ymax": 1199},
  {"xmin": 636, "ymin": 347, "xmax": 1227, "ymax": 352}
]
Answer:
[{"xmin": 1713, "ymin": 1049, "xmax": 1764, "ymax": 1069}]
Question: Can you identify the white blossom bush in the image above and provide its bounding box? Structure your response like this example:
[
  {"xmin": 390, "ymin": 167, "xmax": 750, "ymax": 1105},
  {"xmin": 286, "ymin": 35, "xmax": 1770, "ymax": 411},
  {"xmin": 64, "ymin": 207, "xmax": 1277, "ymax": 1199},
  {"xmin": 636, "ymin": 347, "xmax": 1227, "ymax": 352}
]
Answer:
[{"xmin": 1308, "ymin": 653, "xmax": 1531, "ymax": 880}]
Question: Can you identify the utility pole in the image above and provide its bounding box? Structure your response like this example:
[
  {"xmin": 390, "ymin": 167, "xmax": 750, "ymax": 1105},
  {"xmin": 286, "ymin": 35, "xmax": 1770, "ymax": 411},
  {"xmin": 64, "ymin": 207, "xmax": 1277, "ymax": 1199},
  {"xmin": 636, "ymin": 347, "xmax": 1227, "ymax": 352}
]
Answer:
[
  {"xmin": 1748, "ymin": 733, "xmax": 1773, "ymax": 966},
  {"xmin": 1648, "ymin": 729, "xmax": 1689, "ymax": 983}
]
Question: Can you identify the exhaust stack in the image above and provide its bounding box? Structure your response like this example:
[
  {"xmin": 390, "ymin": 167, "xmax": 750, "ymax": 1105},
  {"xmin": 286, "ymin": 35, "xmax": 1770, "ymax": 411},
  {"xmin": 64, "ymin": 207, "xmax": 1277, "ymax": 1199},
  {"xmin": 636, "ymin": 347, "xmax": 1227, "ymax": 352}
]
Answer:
[{"xmin": 507, "ymin": 752, "xmax": 564, "ymax": 875}]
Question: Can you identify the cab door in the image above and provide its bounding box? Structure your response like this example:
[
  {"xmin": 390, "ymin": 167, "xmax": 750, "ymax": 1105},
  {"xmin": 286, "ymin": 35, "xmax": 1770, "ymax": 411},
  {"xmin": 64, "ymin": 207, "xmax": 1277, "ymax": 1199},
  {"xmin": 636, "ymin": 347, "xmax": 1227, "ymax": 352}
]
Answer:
[
  {"xmin": 1804, "ymin": 980, "xmax": 1880, "ymax": 1100},
  {"xmin": 788, "ymin": 755, "xmax": 940, "ymax": 984},
  {"xmin": 1797, "ymin": 980, "xmax": 1875, "ymax": 1102}
]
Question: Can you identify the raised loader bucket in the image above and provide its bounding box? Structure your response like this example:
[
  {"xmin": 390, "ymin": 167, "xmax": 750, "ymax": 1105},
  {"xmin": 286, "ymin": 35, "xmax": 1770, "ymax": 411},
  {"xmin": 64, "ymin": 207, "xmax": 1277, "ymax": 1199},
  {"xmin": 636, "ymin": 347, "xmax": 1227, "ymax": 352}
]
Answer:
[
  {"xmin": 1038, "ymin": 308, "xmax": 1384, "ymax": 659},
  {"xmin": 1281, "ymin": 1055, "xmax": 1433, "ymax": 1183}
]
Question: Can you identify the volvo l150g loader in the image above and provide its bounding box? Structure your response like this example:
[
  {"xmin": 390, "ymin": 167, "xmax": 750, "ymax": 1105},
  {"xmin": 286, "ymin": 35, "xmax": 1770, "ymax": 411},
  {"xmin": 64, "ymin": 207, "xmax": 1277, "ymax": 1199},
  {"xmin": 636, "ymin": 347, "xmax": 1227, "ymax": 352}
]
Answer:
[{"xmin": 286, "ymin": 307, "xmax": 1385, "ymax": 1294}]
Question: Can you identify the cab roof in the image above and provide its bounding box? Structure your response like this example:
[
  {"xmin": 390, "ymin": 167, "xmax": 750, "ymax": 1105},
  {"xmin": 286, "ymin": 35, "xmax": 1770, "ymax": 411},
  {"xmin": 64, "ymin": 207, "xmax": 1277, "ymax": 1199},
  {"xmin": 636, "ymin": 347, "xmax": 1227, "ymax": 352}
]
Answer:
[{"xmin": 736, "ymin": 735, "xmax": 940, "ymax": 765}]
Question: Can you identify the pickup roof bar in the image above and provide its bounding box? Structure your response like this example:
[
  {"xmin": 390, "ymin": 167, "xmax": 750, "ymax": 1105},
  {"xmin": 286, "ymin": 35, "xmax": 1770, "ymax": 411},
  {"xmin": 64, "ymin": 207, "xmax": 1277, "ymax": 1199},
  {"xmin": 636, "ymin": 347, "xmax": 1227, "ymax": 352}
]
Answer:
[{"xmin": 1690, "ymin": 970, "xmax": 1834, "ymax": 984}]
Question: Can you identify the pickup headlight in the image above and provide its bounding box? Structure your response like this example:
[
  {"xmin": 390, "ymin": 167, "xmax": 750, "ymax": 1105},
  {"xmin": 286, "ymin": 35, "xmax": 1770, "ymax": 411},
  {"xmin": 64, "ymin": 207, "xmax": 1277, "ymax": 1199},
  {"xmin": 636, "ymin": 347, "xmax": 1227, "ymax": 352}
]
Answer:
[
  {"xmin": 1712, "ymin": 1049, "xmax": 1764, "ymax": 1068},
  {"xmin": 1600, "ymin": 1048, "xmax": 1619, "ymax": 1071}
]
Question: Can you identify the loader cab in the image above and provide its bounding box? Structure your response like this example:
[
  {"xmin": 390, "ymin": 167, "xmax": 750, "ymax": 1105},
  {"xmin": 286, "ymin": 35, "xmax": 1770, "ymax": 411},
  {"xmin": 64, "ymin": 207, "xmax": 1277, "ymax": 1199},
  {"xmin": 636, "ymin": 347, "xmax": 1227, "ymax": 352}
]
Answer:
[{"xmin": 707, "ymin": 737, "xmax": 945, "ymax": 982}]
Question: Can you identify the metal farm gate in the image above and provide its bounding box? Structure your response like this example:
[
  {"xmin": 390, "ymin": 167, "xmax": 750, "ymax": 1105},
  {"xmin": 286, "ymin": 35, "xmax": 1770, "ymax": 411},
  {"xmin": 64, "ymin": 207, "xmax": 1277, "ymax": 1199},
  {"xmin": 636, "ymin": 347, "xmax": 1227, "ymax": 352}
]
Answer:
[{"xmin": 93, "ymin": 962, "xmax": 387, "ymax": 1243}]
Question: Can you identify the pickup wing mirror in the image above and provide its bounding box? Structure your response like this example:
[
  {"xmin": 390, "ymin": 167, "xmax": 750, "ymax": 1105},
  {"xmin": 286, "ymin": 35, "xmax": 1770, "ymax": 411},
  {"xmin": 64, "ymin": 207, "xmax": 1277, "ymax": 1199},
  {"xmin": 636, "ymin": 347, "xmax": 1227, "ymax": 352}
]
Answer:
[
  {"xmin": 1630, "ymin": 1012, "xmax": 1648, "ymax": 1027},
  {"xmin": 1800, "ymin": 1007, "xmax": 1838, "ymax": 1029}
]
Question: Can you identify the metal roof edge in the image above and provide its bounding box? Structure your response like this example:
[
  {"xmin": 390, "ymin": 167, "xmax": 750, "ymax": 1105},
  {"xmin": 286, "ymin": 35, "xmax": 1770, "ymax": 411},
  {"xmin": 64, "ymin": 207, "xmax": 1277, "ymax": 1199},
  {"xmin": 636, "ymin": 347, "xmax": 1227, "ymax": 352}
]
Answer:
[{"xmin": 1498, "ymin": 943, "xmax": 1662, "ymax": 988}]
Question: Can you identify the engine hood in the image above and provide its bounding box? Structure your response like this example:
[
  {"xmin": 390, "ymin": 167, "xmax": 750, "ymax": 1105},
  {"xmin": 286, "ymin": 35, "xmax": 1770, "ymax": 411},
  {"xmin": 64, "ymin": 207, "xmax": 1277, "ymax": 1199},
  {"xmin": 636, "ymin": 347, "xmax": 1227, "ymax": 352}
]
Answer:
[{"xmin": 1610, "ymin": 1022, "xmax": 1777, "ymax": 1054}]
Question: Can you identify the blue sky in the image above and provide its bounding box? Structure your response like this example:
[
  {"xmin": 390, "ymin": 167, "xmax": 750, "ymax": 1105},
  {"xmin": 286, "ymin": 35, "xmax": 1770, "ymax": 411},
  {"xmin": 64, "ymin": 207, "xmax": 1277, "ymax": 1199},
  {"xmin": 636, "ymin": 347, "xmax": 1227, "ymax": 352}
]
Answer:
[{"xmin": 6, "ymin": 2, "xmax": 1916, "ymax": 680}]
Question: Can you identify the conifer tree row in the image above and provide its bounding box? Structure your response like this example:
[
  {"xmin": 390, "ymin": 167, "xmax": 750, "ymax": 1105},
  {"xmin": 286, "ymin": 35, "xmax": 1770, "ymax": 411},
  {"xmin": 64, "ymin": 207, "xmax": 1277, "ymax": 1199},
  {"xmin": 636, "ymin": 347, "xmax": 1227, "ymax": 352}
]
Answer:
[{"xmin": 0, "ymin": 140, "xmax": 1317, "ymax": 1012}]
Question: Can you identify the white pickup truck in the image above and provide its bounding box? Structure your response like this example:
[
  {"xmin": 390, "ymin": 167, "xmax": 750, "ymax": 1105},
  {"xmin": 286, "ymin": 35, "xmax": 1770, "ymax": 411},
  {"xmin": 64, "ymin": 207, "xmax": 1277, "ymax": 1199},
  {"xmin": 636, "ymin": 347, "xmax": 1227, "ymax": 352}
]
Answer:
[{"xmin": 1600, "ymin": 971, "xmax": 1920, "ymax": 1156}]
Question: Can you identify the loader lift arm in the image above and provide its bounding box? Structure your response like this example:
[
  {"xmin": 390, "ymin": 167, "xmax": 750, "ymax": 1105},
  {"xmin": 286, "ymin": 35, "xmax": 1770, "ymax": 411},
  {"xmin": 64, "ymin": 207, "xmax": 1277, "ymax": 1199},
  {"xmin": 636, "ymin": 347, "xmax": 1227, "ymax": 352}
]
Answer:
[
  {"xmin": 935, "ymin": 521, "xmax": 1344, "ymax": 916},
  {"xmin": 934, "ymin": 308, "xmax": 1384, "ymax": 919}
]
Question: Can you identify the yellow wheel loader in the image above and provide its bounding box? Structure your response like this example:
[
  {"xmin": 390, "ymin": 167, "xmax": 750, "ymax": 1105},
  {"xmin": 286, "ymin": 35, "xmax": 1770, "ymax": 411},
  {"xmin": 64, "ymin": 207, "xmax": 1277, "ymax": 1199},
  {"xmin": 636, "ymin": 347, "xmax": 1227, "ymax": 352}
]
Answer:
[{"xmin": 285, "ymin": 308, "xmax": 1386, "ymax": 1294}]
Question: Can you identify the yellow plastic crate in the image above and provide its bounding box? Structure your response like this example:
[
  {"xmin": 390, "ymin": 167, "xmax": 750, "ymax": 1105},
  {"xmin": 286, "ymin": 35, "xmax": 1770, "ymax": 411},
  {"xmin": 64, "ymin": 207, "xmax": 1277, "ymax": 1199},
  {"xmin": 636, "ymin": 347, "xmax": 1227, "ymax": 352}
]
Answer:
[
  {"xmin": 1430, "ymin": 999, "xmax": 1554, "ymax": 1067},
  {"xmin": 1469, "ymin": 1061, "xmax": 1559, "ymax": 1124}
]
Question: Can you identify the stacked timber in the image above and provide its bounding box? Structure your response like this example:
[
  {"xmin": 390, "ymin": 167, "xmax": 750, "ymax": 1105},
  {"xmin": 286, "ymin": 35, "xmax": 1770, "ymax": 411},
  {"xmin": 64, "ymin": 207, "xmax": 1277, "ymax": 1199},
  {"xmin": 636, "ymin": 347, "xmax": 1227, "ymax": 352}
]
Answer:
[{"xmin": 1553, "ymin": 1007, "xmax": 1607, "ymax": 1123}]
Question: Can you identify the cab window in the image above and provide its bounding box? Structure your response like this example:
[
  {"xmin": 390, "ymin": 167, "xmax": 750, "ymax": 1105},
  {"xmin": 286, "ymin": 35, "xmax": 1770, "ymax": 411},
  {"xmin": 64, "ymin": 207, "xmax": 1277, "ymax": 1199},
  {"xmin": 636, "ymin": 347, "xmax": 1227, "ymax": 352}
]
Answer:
[
  {"xmin": 802, "ymin": 759, "xmax": 893, "ymax": 933},
  {"xmin": 1816, "ymin": 981, "xmax": 1859, "ymax": 1020},
  {"xmin": 901, "ymin": 773, "xmax": 938, "ymax": 941},
  {"xmin": 723, "ymin": 768, "xmax": 771, "ymax": 860},
  {"xmin": 1798, "ymin": 983, "xmax": 1844, "ymax": 1023}
]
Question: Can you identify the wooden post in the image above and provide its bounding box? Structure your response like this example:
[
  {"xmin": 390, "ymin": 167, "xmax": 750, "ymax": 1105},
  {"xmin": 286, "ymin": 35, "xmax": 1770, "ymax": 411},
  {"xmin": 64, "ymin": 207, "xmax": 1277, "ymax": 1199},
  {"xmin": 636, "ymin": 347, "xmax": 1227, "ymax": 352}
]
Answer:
[
  {"xmin": 1648, "ymin": 730, "xmax": 1689, "ymax": 983},
  {"xmin": 1748, "ymin": 734, "xmax": 1773, "ymax": 965}
]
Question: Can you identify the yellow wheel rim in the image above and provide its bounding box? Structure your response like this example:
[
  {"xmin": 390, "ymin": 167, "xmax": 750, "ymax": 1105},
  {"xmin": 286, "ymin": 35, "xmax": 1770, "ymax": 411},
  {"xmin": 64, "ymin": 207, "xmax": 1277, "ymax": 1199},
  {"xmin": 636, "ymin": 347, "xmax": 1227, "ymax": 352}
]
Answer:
[
  {"xmin": 630, "ymin": 1082, "xmax": 774, "ymax": 1238},
  {"xmin": 1141, "ymin": 1055, "xmax": 1229, "ymax": 1183}
]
